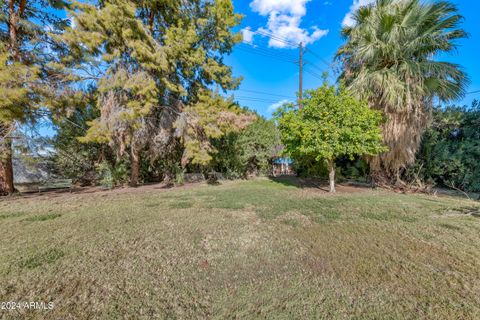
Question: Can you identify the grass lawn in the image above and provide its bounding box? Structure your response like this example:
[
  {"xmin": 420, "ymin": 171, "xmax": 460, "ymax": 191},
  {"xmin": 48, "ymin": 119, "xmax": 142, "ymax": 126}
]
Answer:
[{"xmin": 1, "ymin": 178, "xmax": 480, "ymax": 319}]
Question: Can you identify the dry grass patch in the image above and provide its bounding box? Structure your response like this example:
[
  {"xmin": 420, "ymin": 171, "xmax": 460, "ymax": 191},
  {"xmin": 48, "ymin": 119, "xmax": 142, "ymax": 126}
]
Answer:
[{"xmin": 0, "ymin": 178, "xmax": 479, "ymax": 319}]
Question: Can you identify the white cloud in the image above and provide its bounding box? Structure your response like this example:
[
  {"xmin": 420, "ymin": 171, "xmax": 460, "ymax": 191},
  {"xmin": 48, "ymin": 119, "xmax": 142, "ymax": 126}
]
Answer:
[
  {"xmin": 248, "ymin": 0, "xmax": 329, "ymax": 49},
  {"xmin": 250, "ymin": 0, "xmax": 309, "ymax": 16},
  {"xmin": 241, "ymin": 27, "xmax": 255, "ymax": 43},
  {"xmin": 268, "ymin": 99, "xmax": 290, "ymax": 113},
  {"xmin": 342, "ymin": 0, "xmax": 376, "ymax": 27}
]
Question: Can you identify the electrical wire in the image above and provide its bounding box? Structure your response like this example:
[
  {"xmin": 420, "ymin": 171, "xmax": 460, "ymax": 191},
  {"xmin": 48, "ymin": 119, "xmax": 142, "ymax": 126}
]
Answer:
[
  {"xmin": 305, "ymin": 65, "xmax": 337, "ymax": 83},
  {"xmin": 236, "ymin": 46, "xmax": 297, "ymax": 64},
  {"xmin": 254, "ymin": 30, "xmax": 299, "ymax": 48},
  {"xmin": 235, "ymin": 89, "xmax": 296, "ymax": 99},
  {"xmin": 304, "ymin": 47, "xmax": 332, "ymax": 68},
  {"xmin": 466, "ymin": 89, "xmax": 480, "ymax": 95},
  {"xmin": 234, "ymin": 96, "xmax": 288, "ymax": 103},
  {"xmin": 238, "ymin": 42, "xmax": 298, "ymax": 62},
  {"xmin": 304, "ymin": 60, "xmax": 327, "ymax": 73},
  {"xmin": 303, "ymin": 68, "xmax": 325, "ymax": 82},
  {"xmin": 236, "ymin": 29, "xmax": 339, "ymax": 96}
]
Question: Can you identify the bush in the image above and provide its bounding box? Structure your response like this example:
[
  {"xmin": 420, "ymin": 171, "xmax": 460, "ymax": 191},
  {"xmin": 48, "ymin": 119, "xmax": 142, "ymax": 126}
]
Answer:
[
  {"xmin": 96, "ymin": 160, "xmax": 129, "ymax": 189},
  {"xmin": 211, "ymin": 117, "xmax": 280, "ymax": 178},
  {"xmin": 97, "ymin": 161, "xmax": 113, "ymax": 189},
  {"xmin": 410, "ymin": 101, "xmax": 480, "ymax": 192}
]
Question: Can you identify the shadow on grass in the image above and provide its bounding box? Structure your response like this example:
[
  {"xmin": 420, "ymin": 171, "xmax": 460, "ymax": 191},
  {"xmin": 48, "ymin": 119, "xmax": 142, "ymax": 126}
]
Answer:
[{"xmin": 268, "ymin": 175, "xmax": 330, "ymax": 192}]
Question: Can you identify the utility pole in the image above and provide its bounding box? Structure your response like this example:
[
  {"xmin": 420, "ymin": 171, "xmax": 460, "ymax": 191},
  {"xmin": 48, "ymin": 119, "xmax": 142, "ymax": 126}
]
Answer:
[{"xmin": 298, "ymin": 42, "xmax": 304, "ymax": 109}]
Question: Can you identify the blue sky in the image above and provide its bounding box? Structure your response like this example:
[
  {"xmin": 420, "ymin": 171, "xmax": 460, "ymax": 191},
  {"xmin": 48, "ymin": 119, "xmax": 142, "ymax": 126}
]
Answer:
[
  {"xmin": 225, "ymin": 0, "xmax": 480, "ymax": 118},
  {"xmin": 37, "ymin": 0, "xmax": 480, "ymax": 138}
]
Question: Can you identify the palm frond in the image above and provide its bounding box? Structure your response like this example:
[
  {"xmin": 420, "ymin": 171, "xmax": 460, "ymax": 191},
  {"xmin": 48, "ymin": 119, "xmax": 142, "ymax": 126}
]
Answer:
[{"xmin": 335, "ymin": 0, "xmax": 468, "ymax": 178}]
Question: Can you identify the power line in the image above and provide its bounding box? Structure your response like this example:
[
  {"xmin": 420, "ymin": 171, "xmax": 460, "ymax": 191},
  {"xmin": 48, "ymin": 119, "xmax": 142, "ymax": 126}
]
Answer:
[
  {"xmin": 304, "ymin": 47, "xmax": 332, "ymax": 68},
  {"xmin": 236, "ymin": 47, "xmax": 295, "ymax": 64},
  {"xmin": 466, "ymin": 90, "xmax": 480, "ymax": 95},
  {"xmin": 304, "ymin": 60, "xmax": 326, "ymax": 73},
  {"xmin": 255, "ymin": 29, "xmax": 293, "ymax": 43},
  {"xmin": 237, "ymin": 30, "xmax": 337, "ymax": 106},
  {"xmin": 304, "ymin": 47, "xmax": 337, "ymax": 81},
  {"xmin": 303, "ymin": 68, "xmax": 325, "ymax": 82},
  {"xmin": 303, "ymin": 67, "xmax": 323, "ymax": 79},
  {"xmin": 238, "ymin": 42, "xmax": 297, "ymax": 61},
  {"xmin": 235, "ymin": 96, "xmax": 287, "ymax": 103},
  {"xmin": 235, "ymin": 89, "xmax": 295, "ymax": 99},
  {"xmin": 254, "ymin": 30, "xmax": 299, "ymax": 48},
  {"xmin": 304, "ymin": 63, "xmax": 337, "ymax": 83},
  {"xmin": 236, "ymin": 46, "xmax": 297, "ymax": 64}
]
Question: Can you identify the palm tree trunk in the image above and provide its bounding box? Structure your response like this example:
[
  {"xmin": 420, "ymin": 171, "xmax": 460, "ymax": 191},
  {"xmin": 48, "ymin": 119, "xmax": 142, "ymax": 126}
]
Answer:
[{"xmin": 369, "ymin": 102, "xmax": 428, "ymax": 185}]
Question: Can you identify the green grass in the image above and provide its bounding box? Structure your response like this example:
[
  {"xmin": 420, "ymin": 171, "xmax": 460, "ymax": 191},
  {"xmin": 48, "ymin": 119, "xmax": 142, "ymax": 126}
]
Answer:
[
  {"xmin": 24, "ymin": 213, "xmax": 62, "ymax": 222},
  {"xmin": 18, "ymin": 249, "xmax": 65, "ymax": 269},
  {"xmin": 0, "ymin": 179, "xmax": 479, "ymax": 319}
]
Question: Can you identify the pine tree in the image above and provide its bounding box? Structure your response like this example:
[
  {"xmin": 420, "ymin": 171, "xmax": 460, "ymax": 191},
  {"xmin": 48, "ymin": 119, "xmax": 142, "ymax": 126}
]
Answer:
[
  {"xmin": 58, "ymin": 0, "xmax": 249, "ymax": 186},
  {"xmin": 0, "ymin": 0, "xmax": 70, "ymax": 194}
]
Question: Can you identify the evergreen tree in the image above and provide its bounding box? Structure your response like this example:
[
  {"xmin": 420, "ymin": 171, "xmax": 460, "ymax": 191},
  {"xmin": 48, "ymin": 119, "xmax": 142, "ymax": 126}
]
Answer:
[
  {"xmin": 58, "ymin": 0, "xmax": 248, "ymax": 186},
  {"xmin": 0, "ymin": 0, "xmax": 70, "ymax": 194}
]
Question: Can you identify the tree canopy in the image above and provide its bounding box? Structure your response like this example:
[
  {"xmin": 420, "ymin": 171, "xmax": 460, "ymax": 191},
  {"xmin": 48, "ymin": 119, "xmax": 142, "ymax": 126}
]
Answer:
[
  {"xmin": 276, "ymin": 84, "xmax": 386, "ymax": 192},
  {"xmin": 53, "ymin": 0, "xmax": 251, "ymax": 186},
  {"xmin": 0, "ymin": 0, "xmax": 71, "ymax": 194}
]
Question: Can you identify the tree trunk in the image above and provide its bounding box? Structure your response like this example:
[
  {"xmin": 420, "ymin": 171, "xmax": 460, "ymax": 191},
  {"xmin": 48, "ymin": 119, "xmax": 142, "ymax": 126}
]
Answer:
[
  {"xmin": 130, "ymin": 146, "xmax": 140, "ymax": 187},
  {"xmin": 8, "ymin": 0, "xmax": 26, "ymax": 61},
  {"xmin": 0, "ymin": 124, "xmax": 14, "ymax": 195},
  {"xmin": 1, "ymin": 0, "xmax": 27, "ymax": 195},
  {"xmin": 1, "ymin": 0, "xmax": 24, "ymax": 195},
  {"xmin": 368, "ymin": 102, "xmax": 428, "ymax": 185},
  {"xmin": 327, "ymin": 160, "xmax": 336, "ymax": 193}
]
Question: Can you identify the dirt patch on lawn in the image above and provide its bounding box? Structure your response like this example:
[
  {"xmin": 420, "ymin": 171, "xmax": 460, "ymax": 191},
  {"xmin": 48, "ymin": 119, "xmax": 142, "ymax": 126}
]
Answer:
[
  {"xmin": 2, "ymin": 177, "xmax": 370, "ymax": 203},
  {"xmin": 3, "ymin": 176, "xmax": 376, "ymax": 206},
  {"xmin": 0, "ymin": 180, "xmax": 214, "ymax": 203},
  {"xmin": 270, "ymin": 175, "xmax": 371, "ymax": 195}
]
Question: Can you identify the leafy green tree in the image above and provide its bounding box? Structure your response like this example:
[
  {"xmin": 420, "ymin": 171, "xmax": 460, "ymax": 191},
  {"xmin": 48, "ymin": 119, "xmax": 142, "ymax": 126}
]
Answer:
[
  {"xmin": 336, "ymin": 0, "xmax": 468, "ymax": 185},
  {"xmin": 211, "ymin": 116, "xmax": 280, "ymax": 177},
  {"xmin": 0, "ymin": 0, "xmax": 70, "ymax": 194},
  {"xmin": 276, "ymin": 84, "xmax": 386, "ymax": 192},
  {"xmin": 236, "ymin": 117, "xmax": 280, "ymax": 176}
]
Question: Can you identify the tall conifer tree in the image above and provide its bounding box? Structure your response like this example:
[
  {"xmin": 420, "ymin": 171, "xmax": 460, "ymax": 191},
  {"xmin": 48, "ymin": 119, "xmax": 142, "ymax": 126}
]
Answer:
[
  {"xmin": 59, "ymin": 0, "xmax": 250, "ymax": 186},
  {"xmin": 0, "ymin": 0, "xmax": 70, "ymax": 194}
]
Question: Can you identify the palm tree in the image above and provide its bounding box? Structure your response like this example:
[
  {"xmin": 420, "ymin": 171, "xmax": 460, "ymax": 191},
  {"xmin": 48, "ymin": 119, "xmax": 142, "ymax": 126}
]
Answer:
[{"xmin": 336, "ymin": 0, "xmax": 468, "ymax": 185}]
